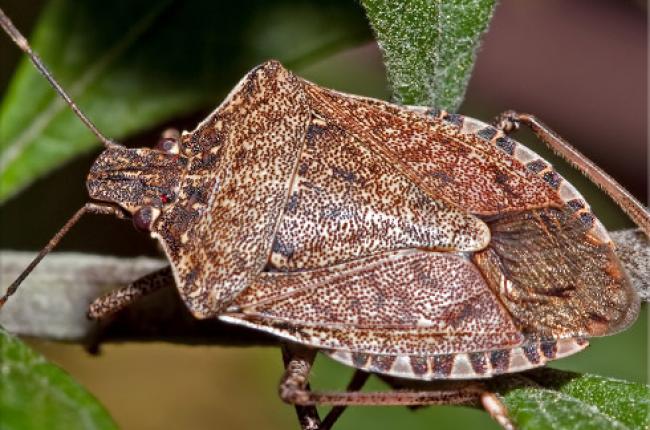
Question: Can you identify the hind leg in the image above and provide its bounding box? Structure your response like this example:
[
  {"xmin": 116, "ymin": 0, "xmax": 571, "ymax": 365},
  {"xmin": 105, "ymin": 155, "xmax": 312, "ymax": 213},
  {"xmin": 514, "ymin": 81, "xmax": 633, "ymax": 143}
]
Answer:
[
  {"xmin": 493, "ymin": 110, "xmax": 649, "ymax": 236},
  {"xmin": 278, "ymin": 344, "xmax": 511, "ymax": 429}
]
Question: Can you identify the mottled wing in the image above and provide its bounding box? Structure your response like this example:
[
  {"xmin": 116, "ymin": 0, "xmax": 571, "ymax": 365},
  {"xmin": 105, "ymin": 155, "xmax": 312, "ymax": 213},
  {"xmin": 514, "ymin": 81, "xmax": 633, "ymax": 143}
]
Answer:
[
  {"xmin": 224, "ymin": 249, "xmax": 523, "ymax": 356},
  {"xmin": 224, "ymin": 249, "xmax": 592, "ymax": 380},
  {"xmin": 301, "ymin": 82, "xmax": 563, "ymax": 215},
  {"xmin": 300, "ymin": 80, "xmax": 638, "ymax": 339},
  {"xmin": 152, "ymin": 61, "xmax": 310, "ymax": 317},
  {"xmin": 270, "ymin": 118, "xmax": 490, "ymax": 270}
]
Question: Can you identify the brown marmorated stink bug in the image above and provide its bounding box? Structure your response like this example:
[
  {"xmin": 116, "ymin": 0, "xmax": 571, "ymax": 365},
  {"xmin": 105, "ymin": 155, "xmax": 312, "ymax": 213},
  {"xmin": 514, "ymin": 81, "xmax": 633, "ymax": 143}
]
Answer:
[{"xmin": 1, "ymin": 7, "xmax": 648, "ymax": 430}]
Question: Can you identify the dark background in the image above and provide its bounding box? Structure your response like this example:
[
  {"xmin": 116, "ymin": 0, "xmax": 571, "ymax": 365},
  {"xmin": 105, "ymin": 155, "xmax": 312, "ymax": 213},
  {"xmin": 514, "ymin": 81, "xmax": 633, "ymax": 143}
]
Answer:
[{"xmin": 0, "ymin": 1, "xmax": 647, "ymax": 429}]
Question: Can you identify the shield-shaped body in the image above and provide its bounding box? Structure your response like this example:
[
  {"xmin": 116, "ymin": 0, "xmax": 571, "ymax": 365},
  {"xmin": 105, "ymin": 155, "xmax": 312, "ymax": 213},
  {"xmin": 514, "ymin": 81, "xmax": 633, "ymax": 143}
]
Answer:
[{"xmin": 88, "ymin": 61, "xmax": 639, "ymax": 380}]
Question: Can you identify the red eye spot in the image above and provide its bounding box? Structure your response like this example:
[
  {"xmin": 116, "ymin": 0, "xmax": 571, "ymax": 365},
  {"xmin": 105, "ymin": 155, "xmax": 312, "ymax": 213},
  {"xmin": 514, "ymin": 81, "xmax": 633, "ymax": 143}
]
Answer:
[{"xmin": 160, "ymin": 191, "xmax": 174, "ymax": 204}]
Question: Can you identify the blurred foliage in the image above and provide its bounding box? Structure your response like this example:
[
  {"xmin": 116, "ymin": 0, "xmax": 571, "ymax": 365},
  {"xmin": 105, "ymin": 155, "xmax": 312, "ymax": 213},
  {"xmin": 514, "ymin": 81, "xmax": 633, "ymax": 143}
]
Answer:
[
  {"xmin": 0, "ymin": 327, "xmax": 118, "ymax": 430},
  {"xmin": 0, "ymin": 0, "xmax": 370, "ymax": 203},
  {"xmin": 361, "ymin": 0, "xmax": 496, "ymax": 109}
]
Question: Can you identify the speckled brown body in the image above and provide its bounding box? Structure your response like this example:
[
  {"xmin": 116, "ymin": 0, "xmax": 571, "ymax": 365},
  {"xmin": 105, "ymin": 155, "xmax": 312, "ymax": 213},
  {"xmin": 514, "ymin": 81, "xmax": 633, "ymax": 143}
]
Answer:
[{"xmin": 88, "ymin": 60, "xmax": 639, "ymax": 381}]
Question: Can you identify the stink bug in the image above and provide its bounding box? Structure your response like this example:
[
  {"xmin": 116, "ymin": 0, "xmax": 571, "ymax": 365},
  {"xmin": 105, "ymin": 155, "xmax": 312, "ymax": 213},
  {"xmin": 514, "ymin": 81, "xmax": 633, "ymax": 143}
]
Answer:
[{"xmin": 0, "ymin": 6, "xmax": 647, "ymax": 430}]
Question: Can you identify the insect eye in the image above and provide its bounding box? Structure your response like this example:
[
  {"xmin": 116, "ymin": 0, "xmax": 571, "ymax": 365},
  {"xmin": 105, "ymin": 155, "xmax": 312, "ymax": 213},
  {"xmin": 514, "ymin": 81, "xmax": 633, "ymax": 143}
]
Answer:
[
  {"xmin": 160, "ymin": 191, "xmax": 175, "ymax": 205},
  {"xmin": 155, "ymin": 137, "xmax": 180, "ymax": 154},
  {"xmin": 132, "ymin": 206, "xmax": 159, "ymax": 232}
]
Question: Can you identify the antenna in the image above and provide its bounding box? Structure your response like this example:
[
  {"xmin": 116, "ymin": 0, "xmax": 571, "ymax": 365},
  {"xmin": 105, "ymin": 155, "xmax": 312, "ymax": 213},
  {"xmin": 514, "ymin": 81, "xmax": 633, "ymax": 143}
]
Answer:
[
  {"xmin": 0, "ymin": 8, "xmax": 130, "ymax": 309},
  {"xmin": 0, "ymin": 7, "xmax": 121, "ymax": 149},
  {"xmin": 0, "ymin": 203, "xmax": 128, "ymax": 309}
]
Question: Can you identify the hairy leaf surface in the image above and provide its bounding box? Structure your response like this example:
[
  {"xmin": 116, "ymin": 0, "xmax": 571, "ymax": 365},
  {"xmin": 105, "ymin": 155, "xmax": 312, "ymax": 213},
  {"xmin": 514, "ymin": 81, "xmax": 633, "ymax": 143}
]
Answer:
[{"xmin": 361, "ymin": 0, "xmax": 496, "ymax": 109}]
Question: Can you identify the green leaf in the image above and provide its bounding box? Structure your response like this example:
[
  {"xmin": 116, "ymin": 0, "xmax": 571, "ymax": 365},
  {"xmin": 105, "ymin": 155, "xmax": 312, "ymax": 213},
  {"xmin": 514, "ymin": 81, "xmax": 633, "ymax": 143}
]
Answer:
[
  {"xmin": 360, "ymin": 0, "xmax": 496, "ymax": 109},
  {"xmin": 501, "ymin": 369, "xmax": 650, "ymax": 430},
  {"xmin": 0, "ymin": 327, "xmax": 117, "ymax": 430},
  {"xmin": 0, "ymin": 0, "xmax": 370, "ymax": 203}
]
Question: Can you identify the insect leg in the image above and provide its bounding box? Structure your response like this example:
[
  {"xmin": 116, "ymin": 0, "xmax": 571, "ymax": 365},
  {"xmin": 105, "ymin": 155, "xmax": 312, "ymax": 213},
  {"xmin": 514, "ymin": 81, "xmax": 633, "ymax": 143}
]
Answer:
[
  {"xmin": 279, "ymin": 345, "xmax": 373, "ymax": 430},
  {"xmin": 0, "ymin": 202, "xmax": 128, "ymax": 309},
  {"xmin": 493, "ymin": 110, "xmax": 650, "ymax": 236},
  {"xmin": 281, "ymin": 344, "xmax": 322, "ymax": 430},
  {"xmin": 319, "ymin": 370, "xmax": 370, "ymax": 430},
  {"xmin": 279, "ymin": 345, "xmax": 483, "ymax": 407},
  {"xmin": 481, "ymin": 392, "xmax": 514, "ymax": 430},
  {"xmin": 87, "ymin": 266, "xmax": 173, "ymax": 319}
]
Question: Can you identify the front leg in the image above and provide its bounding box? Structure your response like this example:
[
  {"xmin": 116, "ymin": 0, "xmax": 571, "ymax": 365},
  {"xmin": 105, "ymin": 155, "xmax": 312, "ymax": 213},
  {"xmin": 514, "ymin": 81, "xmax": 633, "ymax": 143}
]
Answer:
[{"xmin": 87, "ymin": 266, "xmax": 173, "ymax": 319}]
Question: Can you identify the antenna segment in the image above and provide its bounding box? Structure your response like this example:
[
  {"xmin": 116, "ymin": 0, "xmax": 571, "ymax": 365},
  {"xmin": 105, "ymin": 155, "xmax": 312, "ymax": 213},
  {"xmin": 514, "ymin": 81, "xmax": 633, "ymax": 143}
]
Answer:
[{"xmin": 0, "ymin": 8, "xmax": 120, "ymax": 148}]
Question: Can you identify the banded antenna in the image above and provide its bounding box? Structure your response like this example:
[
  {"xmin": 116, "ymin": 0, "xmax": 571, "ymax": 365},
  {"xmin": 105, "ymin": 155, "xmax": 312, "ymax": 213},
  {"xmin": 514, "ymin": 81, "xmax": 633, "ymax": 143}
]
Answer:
[{"xmin": 0, "ymin": 7, "xmax": 121, "ymax": 149}]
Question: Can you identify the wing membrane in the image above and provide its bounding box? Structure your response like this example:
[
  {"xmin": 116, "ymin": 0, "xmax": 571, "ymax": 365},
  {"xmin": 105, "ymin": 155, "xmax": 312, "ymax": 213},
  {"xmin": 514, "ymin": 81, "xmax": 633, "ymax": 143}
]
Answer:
[{"xmin": 473, "ymin": 207, "xmax": 639, "ymax": 337}]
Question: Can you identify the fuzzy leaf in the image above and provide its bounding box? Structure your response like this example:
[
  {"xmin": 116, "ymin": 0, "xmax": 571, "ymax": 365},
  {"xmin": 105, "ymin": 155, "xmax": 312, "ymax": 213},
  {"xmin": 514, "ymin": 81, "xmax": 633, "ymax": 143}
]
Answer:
[
  {"xmin": 0, "ymin": 0, "xmax": 370, "ymax": 203},
  {"xmin": 501, "ymin": 369, "xmax": 650, "ymax": 430},
  {"xmin": 361, "ymin": 0, "xmax": 496, "ymax": 109},
  {"xmin": 0, "ymin": 327, "xmax": 118, "ymax": 430}
]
